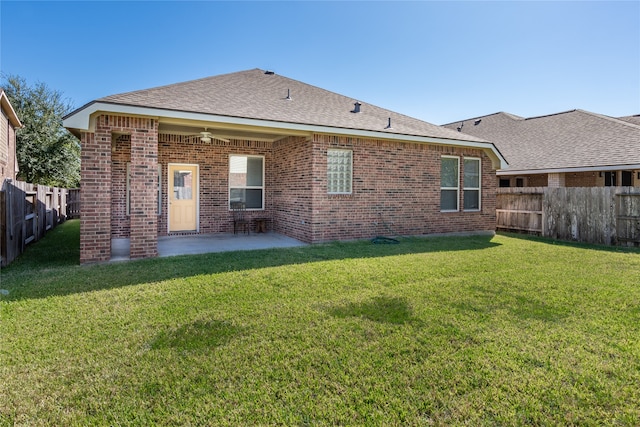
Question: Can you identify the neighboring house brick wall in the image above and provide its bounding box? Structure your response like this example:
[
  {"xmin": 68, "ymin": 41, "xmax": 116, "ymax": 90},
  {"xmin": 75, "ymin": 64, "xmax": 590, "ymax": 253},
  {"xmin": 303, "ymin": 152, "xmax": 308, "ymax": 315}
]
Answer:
[
  {"xmin": 565, "ymin": 172, "xmax": 599, "ymax": 187},
  {"xmin": 1, "ymin": 106, "xmax": 18, "ymax": 181}
]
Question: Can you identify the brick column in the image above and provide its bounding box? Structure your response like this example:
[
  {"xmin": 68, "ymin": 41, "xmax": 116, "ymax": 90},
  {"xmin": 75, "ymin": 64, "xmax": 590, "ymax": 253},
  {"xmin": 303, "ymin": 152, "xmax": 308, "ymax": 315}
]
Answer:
[
  {"xmin": 80, "ymin": 131, "xmax": 111, "ymax": 264},
  {"xmin": 129, "ymin": 120, "xmax": 159, "ymax": 259}
]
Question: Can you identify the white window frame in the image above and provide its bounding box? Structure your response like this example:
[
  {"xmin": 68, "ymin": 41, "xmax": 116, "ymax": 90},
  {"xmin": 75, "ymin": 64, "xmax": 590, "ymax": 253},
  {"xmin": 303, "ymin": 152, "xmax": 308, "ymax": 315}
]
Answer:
[
  {"xmin": 126, "ymin": 163, "xmax": 162, "ymax": 215},
  {"xmin": 463, "ymin": 157, "xmax": 481, "ymax": 211},
  {"xmin": 440, "ymin": 155, "xmax": 460, "ymax": 212},
  {"xmin": 229, "ymin": 154, "xmax": 265, "ymax": 210},
  {"xmin": 327, "ymin": 149, "xmax": 353, "ymax": 195}
]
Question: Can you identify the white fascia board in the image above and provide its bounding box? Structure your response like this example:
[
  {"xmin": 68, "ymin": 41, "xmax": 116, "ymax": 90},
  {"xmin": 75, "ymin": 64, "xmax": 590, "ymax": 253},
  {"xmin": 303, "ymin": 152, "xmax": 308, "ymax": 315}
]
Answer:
[
  {"xmin": 0, "ymin": 91, "xmax": 23, "ymax": 128},
  {"xmin": 63, "ymin": 102, "xmax": 507, "ymax": 168},
  {"xmin": 498, "ymin": 164, "xmax": 640, "ymax": 176}
]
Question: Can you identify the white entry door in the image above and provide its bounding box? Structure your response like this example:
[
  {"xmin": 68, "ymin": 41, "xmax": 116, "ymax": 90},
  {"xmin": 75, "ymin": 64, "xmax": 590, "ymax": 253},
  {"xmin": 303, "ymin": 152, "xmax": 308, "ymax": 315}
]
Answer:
[{"xmin": 168, "ymin": 164, "xmax": 198, "ymax": 232}]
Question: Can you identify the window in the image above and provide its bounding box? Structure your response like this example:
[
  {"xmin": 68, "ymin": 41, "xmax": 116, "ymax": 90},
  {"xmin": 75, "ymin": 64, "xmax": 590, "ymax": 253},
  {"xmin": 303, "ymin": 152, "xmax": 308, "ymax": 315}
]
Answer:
[
  {"xmin": 463, "ymin": 157, "xmax": 481, "ymax": 211},
  {"xmin": 499, "ymin": 178, "xmax": 511, "ymax": 188},
  {"xmin": 327, "ymin": 149, "xmax": 352, "ymax": 194},
  {"xmin": 440, "ymin": 156, "xmax": 459, "ymax": 211},
  {"xmin": 229, "ymin": 155, "xmax": 264, "ymax": 209},
  {"xmin": 604, "ymin": 171, "xmax": 617, "ymax": 187},
  {"xmin": 126, "ymin": 163, "xmax": 162, "ymax": 215}
]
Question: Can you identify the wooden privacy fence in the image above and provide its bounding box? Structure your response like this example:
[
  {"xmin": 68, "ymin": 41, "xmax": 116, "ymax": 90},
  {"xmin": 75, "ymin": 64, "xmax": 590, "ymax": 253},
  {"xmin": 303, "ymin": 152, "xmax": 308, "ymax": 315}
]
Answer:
[
  {"xmin": 1, "ymin": 180, "xmax": 74, "ymax": 267},
  {"xmin": 67, "ymin": 188, "xmax": 80, "ymax": 219},
  {"xmin": 497, "ymin": 187, "xmax": 640, "ymax": 246}
]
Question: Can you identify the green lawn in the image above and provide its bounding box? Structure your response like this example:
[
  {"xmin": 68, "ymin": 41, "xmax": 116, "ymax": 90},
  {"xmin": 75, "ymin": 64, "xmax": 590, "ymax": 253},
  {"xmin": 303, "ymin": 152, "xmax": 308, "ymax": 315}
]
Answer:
[{"xmin": 1, "ymin": 220, "xmax": 639, "ymax": 426}]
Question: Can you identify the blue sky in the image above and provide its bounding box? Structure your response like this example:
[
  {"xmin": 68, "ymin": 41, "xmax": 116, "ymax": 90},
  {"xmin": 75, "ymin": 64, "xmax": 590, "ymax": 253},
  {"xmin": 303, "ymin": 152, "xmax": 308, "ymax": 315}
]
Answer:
[{"xmin": 1, "ymin": 1, "xmax": 638, "ymax": 125}]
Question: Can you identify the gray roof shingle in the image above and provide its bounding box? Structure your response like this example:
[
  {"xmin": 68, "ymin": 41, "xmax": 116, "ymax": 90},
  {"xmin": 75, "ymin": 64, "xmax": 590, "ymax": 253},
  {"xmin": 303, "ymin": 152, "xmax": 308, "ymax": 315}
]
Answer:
[
  {"xmin": 443, "ymin": 110, "xmax": 640, "ymax": 172},
  {"xmin": 96, "ymin": 68, "xmax": 486, "ymax": 143},
  {"xmin": 618, "ymin": 115, "xmax": 640, "ymax": 126}
]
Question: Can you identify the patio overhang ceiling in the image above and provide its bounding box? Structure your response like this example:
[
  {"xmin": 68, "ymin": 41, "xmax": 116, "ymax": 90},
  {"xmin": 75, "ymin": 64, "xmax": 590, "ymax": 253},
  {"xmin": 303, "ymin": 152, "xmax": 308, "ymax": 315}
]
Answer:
[{"xmin": 63, "ymin": 101, "xmax": 508, "ymax": 169}]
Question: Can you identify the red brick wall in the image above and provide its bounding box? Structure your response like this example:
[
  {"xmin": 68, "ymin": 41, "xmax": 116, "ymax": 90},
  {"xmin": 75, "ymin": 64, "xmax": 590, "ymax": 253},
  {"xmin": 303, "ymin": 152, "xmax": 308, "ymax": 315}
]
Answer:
[
  {"xmin": 272, "ymin": 136, "xmax": 314, "ymax": 242},
  {"xmin": 158, "ymin": 136, "xmax": 274, "ymax": 235},
  {"xmin": 129, "ymin": 118, "xmax": 158, "ymax": 259},
  {"xmin": 80, "ymin": 129, "xmax": 111, "ymax": 263},
  {"xmin": 304, "ymin": 134, "xmax": 496, "ymax": 243},
  {"xmin": 81, "ymin": 115, "xmax": 159, "ymax": 263},
  {"xmin": 110, "ymin": 135, "xmax": 276, "ymax": 238},
  {"xmin": 101, "ymin": 128, "xmax": 499, "ymax": 254},
  {"xmin": 112, "ymin": 135, "xmax": 130, "ymax": 237}
]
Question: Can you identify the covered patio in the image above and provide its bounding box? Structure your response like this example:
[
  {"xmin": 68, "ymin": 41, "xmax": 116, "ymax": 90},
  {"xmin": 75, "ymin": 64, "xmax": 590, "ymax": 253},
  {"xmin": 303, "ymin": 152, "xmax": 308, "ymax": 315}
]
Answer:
[{"xmin": 111, "ymin": 232, "xmax": 307, "ymax": 262}]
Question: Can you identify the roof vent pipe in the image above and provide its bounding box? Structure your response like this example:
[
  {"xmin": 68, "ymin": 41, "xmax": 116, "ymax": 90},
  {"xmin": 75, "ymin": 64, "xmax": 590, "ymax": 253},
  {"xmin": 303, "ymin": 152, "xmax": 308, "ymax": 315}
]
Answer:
[
  {"xmin": 385, "ymin": 117, "xmax": 392, "ymax": 129},
  {"xmin": 351, "ymin": 101, "xmax": 361, "ymax": 113},
  {"xmin": 285, "ymin": 89, "xmax": 292, "ymax": 100}
]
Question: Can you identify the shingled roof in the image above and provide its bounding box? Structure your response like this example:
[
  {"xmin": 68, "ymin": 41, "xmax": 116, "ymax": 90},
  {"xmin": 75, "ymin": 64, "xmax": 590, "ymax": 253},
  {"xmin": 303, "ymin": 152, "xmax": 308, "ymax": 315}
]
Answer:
[
  {"xmin": 443, "ymin": 109, "xmax": 640, "ymax": 174},
  {"xmin": 68, "ymin": 68, "xmax": 494, "ymax": 143},
  {"xmin": 618, "ymin": 115, "xmax": 640, "ymax": 126}
]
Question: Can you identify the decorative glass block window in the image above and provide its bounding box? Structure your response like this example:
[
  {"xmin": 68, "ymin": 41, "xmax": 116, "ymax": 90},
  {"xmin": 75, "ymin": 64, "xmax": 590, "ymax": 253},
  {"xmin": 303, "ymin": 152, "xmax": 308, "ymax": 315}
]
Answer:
[
  {"xmin": 126, "ymin": 163, "xmax": 162, "ymax": 215},
  {"xmin": 463, "ymin": 157, "xmax": 481, "ymax": 211},
  {"xmin": 327, "ymin": 149, "xmax": 352, "ymax": 194},
  {"xmin": 229, "ymin": 155, "xmax": 264, "ymax": 209},
  {"xmin": 440, "ymin": 156, "xmax": 459, "ymax": 212}
]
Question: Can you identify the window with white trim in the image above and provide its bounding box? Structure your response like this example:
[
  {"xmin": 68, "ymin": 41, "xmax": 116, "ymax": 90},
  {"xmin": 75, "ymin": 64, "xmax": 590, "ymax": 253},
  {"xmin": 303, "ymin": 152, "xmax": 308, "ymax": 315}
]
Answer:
[
  {"xmin": 327, "ymin": 149, "xmax": 352, "ymax": 194},
  {"xmin": 440, "ymin": 156, "xmax": 459, "ymax": 211},
  {"xmin": 463, "ymin": 157, "xmax": 481, "ymax": 211},
  {"xmin": 126, "ymin": 163, "xmax": 162, "ymax": 215},
  {"xmin": 229, "ymin": 155, "xmax": 264, "ymax": 209}
]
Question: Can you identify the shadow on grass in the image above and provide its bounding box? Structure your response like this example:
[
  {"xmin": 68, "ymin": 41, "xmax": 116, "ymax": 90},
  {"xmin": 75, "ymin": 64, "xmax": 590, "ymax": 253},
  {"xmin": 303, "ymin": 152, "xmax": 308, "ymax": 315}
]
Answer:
[
  {"xmin": 149, "ymin": 319, "xmax": 243, "ymax": 351},
  {"xmin": 453, "ymin": 286, "xmax": 570, "ymax": 323},
  {"xmin": 2, "ymin": 220, "xmax": 505, "ymax": 301},
  {"xmin": 327, "ymin": 295, "xmax": 414, "ymax": 324},
  {"xmin": 497, "ymin": 231, "xmax": 640, "ymax": 254}
]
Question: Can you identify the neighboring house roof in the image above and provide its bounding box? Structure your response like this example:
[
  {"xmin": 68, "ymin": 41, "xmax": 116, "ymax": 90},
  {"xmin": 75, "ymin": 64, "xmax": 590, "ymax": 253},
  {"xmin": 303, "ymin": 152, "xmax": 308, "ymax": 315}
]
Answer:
[
  {"xmin": 443, "ymin": 109, "xmax": 640, "ymax": 175},
  {"xmin": 63, "ymin": 69, "xmax": 507, "ymax": 168},
  {"xmin": 618, "ymin": 115, "xmax": 640, "ymax": 126},
  {"xmin": 0, "ymin": 89, "xmax": 23, "ymax": 128}
]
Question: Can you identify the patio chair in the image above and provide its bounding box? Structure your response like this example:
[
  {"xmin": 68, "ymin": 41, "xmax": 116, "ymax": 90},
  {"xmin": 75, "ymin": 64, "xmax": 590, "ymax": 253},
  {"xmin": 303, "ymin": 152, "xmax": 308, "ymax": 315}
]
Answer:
[{"xmin": 230, "ymin": 201, "xmax": 250, "ymax": 235}]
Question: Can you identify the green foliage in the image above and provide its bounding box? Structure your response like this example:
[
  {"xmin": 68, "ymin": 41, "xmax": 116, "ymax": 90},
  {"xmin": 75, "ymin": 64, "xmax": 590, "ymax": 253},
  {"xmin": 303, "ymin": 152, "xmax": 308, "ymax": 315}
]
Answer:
[
  {"xmin": 1, "ymin": 223, "xmax": 640, "ymax": 425},
  {"xmin": 1, "ymin": 74, "xmax": 80, "ymax": 187}
]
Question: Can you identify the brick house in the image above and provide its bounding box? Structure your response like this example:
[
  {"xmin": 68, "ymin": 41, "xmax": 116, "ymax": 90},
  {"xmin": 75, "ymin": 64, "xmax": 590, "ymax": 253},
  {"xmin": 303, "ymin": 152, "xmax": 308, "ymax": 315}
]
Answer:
[
  {"xmin": 0, "ymin": 89, "xmax": 22, "ymax": 181},
  {"xmin": 443, "ymin": 110, "xmax": 640, "ymax": 188},
  {"xmin": 63, "ymin": 69, "xmax": 507, "ymax": 264}
]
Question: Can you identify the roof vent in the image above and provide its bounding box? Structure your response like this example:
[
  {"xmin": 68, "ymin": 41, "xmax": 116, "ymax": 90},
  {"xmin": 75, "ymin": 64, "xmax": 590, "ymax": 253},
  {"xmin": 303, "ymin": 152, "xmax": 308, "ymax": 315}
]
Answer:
[
  {"xmin": 474, "ymin": 119, "xmax": 482, "ymax": 125},
  {"xmin": 264, "ymin": 70, "xmax": 275, "ymax": 75},
  {"xmin": 351, "ymin": 101, "xmax": 362, "ymax": 113},
  {"xmin": 385, "ymin": 117, "xmax": 392, "ymax": 129},
  {"xmin": 457, "ymin": 122, "xmax": 464, "ymax": 132},
  {"xmin": 285, "ymin": 89, "xmax": 292, "ymax": 100}
]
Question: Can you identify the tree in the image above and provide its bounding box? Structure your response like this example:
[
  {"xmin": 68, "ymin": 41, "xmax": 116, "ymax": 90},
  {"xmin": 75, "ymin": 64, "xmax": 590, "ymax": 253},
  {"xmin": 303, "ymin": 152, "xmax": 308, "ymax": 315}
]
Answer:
[{"xmin": 1, "ymin": 74, "xmax": 80, "ymax": 187}]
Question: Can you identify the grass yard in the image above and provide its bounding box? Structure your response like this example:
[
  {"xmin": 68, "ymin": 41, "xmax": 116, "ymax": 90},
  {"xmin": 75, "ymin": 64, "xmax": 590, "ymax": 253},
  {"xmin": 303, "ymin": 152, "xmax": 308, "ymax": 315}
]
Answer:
[{"xmin": 1, "ymin": 220, "xmax": 639, "ymax": 426}]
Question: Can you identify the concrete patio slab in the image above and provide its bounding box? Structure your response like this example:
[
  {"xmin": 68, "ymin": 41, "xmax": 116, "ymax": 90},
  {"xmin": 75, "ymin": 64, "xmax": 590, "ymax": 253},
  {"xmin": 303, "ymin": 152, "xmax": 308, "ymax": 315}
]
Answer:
[{"xmin": 111, "ymin": 232, "xmax": 307, "ymax": 262}]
